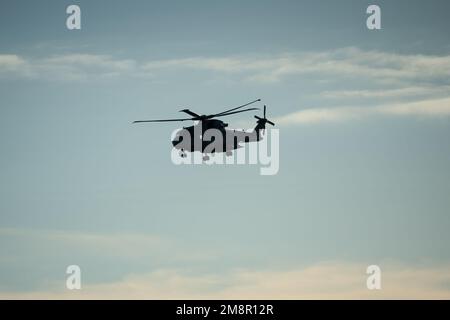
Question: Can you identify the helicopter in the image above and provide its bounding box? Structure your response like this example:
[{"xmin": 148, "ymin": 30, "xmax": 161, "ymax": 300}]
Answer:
[{"xmin": 133, "ymin": 99, "xmax": 275, "ymax": 161}]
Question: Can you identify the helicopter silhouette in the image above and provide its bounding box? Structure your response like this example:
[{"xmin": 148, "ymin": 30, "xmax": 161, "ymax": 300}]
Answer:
[{"xmin": 133, "ymin": 99, "xmax": 274, "ymax": 161}]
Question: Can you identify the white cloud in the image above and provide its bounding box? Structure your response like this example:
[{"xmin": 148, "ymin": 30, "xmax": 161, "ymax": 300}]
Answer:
[
  {"xmin": 0, "ymin": 54, "xmax": 32, "ymax": 77},
  {"xmin": 2, "ymin": 49, "xmax": 450, "ymax": 123},
  {"xmin": 384, "ymin": 97, "xmax": 450, "ymax": 116},
  {"xmin": 41, "ymin": 54, "xmax": 135, "ymax": 70},
  {"xmin": 275, "ymin": 97, "xmax": 450, "ymax": 126},
  {"xmin": 3, "ymin": 47, "xmax": 450, "ymax": 84},
  {"xmin": 0, "ymin": 54, "xmax": 139, "ymax": 81},
  {"xmin": 0, "ymin": 228, "xmax": 215, "ymax": 262},
  {"xmin": 141, "ymin": 48, "xmax": 450, "ymax": 85},
  {"xmin": 320, "ymin": 86, "xmax": 450, "ymax": 100},
  {"xmin": 1, "ymin": 231, "xmax": 449, "ymax": 299},
  {"xmin": 0, "ymin": 54, "xmax": 27, "ymax": 69},
  {"xmin": 1, "ymin": 261, "xmax": 450, "ymax": 299},
  {"xmin": 142, "ymin": 57, "xmax": 263, "ymax": 73},
  {"xmin": 0, "ymin": 228, "xmax": 165, "ymax": 259}
]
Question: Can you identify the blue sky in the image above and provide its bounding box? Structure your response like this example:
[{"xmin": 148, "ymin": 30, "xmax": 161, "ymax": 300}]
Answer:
[{"xmin": 1, "ymin": 0, "xmax": 450, "ymax": 298}]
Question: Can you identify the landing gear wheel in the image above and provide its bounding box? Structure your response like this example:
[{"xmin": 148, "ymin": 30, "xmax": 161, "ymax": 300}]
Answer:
[
  {"xmin": 179, "ymin": 149, "xmax": 187, "ymax": 158},
  {"xmin": 226, "ymin": 151, "xmax": 233, "ymax": 157},
  {"xmin": 203, "ymin": 155, "xmax": 210, "ymax": 161}
]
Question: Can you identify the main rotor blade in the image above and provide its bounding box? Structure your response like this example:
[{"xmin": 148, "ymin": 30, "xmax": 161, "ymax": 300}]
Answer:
[
  {"xmin": 133, "ymin": 118, "xmax": 193, "ymax": 123},
  {"xmin": 214, "ymin": 99, "xmax": 261, "ymax": 117},
  {"xmin": 179, "ymin": 109, "xmax": 201, "ymax": 118},
  {"xmin": 267, "ymin": 120, "xmax": 275, "ymax": 126},
  {"xmin": 212, "ymin": 107, "xmax": 259, "ymax": 118}
]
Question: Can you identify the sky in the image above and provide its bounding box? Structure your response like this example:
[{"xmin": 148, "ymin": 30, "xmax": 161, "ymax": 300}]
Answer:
[{"xmin": 1, "ymin": 0, "xmax": 450, "ymax": 298}]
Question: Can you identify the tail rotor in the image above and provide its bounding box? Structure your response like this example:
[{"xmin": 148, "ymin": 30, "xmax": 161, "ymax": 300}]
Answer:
[{"xmin": 254, "ymin": 105, "xmax": 275, "ymax": 132}]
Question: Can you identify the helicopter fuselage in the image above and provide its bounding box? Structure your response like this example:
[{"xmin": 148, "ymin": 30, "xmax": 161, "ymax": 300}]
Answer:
[{"xmin": 171, "ymin": 119, "xmax": 261, "ymax": 154}]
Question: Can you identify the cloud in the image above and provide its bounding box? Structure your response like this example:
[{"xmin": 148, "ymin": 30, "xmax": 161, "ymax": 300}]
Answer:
[
  {"xmin": 275, "ymin": 97, "xmax": 450, "ymax": 126},
  {"xmin": 37, "ymin": 54, "xmax": 137, "ymax": 80},
  {"xmin": 2, "ymin": 49, "xmax": 450, "ymax": 124},
  {"xmin": 320, "ymin": 86, "xmax": 450, "ymax": 100},
  {"xmin": 384, "ymin": 97, "xmax": 450, "ymax": 116},
  {"xmin": 0, "ymin": 227, "xmax": 214, "ymax": 262},
  {"xmin": 3, "ymin": 47, "xmax": 450, "ymax": 85},
  {"xmin": 1, "ymin": 261, "xmax": 449, "ymax": 299},
  {"xmin": 142, "ymin": 57, "xmax": 263, "ymax": 73},
  {"xmin": 142, "ymin": 48, "xmax": 450, "ymax": 85},
  {"xmin": 0, "ymin": 53, "xmax": 139, "ymax": 81},
  {"xmin": 0, "ymin": 54, "xmax": 27, "ymax": 69},
  {"xmin": 1, "ymin": 231, "xmax": 449, "ymax": 299},
  {"xmin": 0, "ymin": 228, "xmax": 166, "ymax": 260},
  {"xmin": 0, "ymin": 54, "xmax": 32, "ymax": 77}
]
